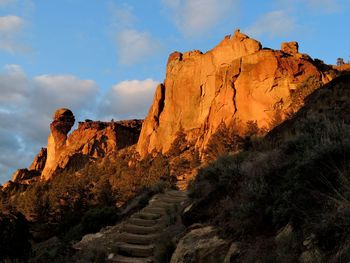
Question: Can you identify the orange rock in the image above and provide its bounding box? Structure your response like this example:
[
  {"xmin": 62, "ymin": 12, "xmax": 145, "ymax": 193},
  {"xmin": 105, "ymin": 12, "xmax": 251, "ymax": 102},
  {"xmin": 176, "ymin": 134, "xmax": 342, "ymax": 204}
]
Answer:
[
  {"xmin": 136, "ymin": 30, "xmax": 331, "ymax": 157},
  {"xmin": 29, "ymin": 148, "xmax": 47, "ymax": 172},
  {"xmin": 281, "ymin": 41, "xmax": 299, "ymax": 55},
  {"xmin": 41, "ymin": 109, "xmax": 143, "ymax": 180}
]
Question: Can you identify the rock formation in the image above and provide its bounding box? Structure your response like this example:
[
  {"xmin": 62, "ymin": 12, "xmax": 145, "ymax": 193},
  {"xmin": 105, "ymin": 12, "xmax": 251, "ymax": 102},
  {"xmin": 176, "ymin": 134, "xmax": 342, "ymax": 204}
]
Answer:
[
  {"xmin": 29, "ymin": 148, "xmax": 47, "ymax": 172},
  {"xmin": 170, "ymin": 226, "xmax": 230, "ymax": 263},
  {"xmin": 41, "ymin": 109, "xmax": 142, "ymax": 180},
  {"xmin": 41, "ymin": 108, "xmax": 75, "ymax": 180},
  {"xmin": 137, "ymin": 30, "xmax": 334, "ymax": 157},
  {"xmin": 281, "ymin": 41, "xmax": 299, "ymax": 55}
]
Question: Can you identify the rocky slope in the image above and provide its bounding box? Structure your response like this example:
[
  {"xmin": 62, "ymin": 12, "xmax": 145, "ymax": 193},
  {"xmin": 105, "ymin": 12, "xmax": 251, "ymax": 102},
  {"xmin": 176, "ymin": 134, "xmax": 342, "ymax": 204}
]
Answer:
[
  {"xmin": 176, "ymin": 73, "xmax": 350, "ymax": 263},
  {"xmin": 4, "ymin": 109, "xmax": 143, "ymax": 185},
  {"xmin": 137, "ymin": 30, "xmax": 335, "ymax": 157}
]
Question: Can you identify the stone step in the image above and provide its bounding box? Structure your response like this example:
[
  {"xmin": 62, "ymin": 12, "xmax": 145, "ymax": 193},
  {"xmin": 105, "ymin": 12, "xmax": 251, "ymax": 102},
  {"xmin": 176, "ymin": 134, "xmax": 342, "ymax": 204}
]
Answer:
[
  {"xmin": 127, "ymin": 218, "xmax": 158, "ymax": 227},
  {"xmin": 166, "ymin": 190, "xmax": 187, "ymax": 198},
  {"xmin": 117, "ymin": 243, "xmax": 154, "ymax": 257},
  {"xmin": 148, "ymin": 200, "xmax": 177, "ymax": 209},
  {"xmin": 154, "ymin": 195, "xmax": 186, "ymax": 204},
  {"xmin": 131, "ymin": 212, "xmax": 162, "ymax": 220},
  {"xmin": 142, "ymin": 207, "xmax": 167, "ymax": 216},
  {"xmin": 123, "ymin": 224, "xmax": 160, "ymax": 235},
  {"xmin": 119, "ymin": 232, "xmax": 158, "ymax": 245},
  {"xmin": 109, "ymin": 254, "xmax": 153, "ymax": 263}
]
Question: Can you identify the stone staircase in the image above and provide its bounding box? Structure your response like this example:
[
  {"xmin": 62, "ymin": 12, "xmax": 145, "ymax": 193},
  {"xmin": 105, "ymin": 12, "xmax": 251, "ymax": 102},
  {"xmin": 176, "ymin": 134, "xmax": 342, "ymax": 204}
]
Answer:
[{"xmin": 108, "ymin": 190, "xmax": 187, "ymax": 263}]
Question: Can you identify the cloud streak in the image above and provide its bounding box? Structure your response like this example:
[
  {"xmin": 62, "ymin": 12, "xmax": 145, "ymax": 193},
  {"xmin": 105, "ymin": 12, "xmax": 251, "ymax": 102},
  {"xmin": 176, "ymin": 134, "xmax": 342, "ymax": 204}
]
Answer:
[
  {"xmin": 0, "ymin": 15, "xmax": 30, "ymax": 53},
  {"xmin": 162, "ymin": 0, "xmax": 239, "ymax": 36},
  {"xmin": 110, "ymin": 3, "xmax": 161, "ymax": 65},
  {"xmin": 0, "ymin": 64, "xmax": 159, "ymax": 184},
  {"xmin": 115, "ymin": 29, "xmax": 160, "ymax": 65},
  {"xmin": 0, "ymin": 65, "xmax": 100, "ymax": 183},
  {"xmin": 98, "ymin": 78, "xmax": 158, "ymax": 119},
  {"xmin": 245, "ymin": 10, "xmax": 295, "ymax": 39}
]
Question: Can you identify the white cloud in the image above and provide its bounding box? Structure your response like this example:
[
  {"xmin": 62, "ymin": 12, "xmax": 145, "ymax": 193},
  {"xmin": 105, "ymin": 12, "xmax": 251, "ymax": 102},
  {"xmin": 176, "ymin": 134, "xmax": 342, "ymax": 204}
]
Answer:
[
  {"xmin": 245, "ymin": 10, "xmax": 295, "ymax": 38},
  {"xmin": 116, "ymin": 29, "xmax": 160, "ymax": 65},
  {"xmin": 110, "ymin": 3, "xmax": 161, "ymax": 65},
  {"xmin": 0, "ymin": 65, "xmax": 100, "ymax": 183},
  {"xmin": 0, "ymin": 64, "xmax": 28, "ymax": 103},
  {"xmin": 0, "ymin": 15, "xmax": 23, "ymax": 32},
  {"xmin": 0, "ymin": 64, "xmax": 159, "ymax": 183},
  {"xmin": 0, "ymin": 15, "xmax": 29, "ymax": 53},
  {"xmin": 32, "ymin": 75, "xmax": 99, "ymax": 114},
  {"xmin": 99, "ymin": 78, "xmax": 158, "ymax": 119},
  {"xmin": 162, "ymin": 0, "xmax": 238, "ymax": 36}
]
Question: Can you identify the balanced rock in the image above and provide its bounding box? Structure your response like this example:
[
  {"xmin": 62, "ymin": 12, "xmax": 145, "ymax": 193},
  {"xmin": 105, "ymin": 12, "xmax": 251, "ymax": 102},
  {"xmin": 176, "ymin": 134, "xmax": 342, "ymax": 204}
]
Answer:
[
  {"xmin": 41, "ymin": 109, "xmax": 143, "ymax": 180},
  {"xmin": 41, "ymin": 108, "xmax": 75, "ymax": 180},
  {"xmin": 137, "ymin": 30, "xmax": 332, "ymax": 157}
]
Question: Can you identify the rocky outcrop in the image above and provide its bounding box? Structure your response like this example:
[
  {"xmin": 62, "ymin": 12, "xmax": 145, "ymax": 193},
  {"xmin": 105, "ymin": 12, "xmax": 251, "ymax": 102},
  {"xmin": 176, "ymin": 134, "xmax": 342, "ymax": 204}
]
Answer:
[
  {"xmin": 41, "ymin": 109, "xmax": 143, "ymax": 180},
  {"xmin": 12, "ymin": 169, "xmax": 40, "ymax": 183},
  {"xmin": 29, "ymin": 148, "xmax": 47, "ymax": 172},
  {"xmin": 41, "ymin": 108, "xmax": 75, "ymax": 180},
  {"xmin": 170, "ymin": 226, "xmax": 230, "ymax": 263},
  {"xmin": 281, "ymin": 41, "xmax": 299, "ymax": 55},
  {"xmin": 137, "ymin": 30, "xmax": 333, "ymax": 157}
]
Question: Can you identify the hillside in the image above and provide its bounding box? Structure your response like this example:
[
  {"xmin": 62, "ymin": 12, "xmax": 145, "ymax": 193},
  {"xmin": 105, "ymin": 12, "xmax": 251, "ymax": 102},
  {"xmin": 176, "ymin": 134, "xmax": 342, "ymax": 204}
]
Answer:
[
  {"xmin": 180, "ymin": 73, "xmax": 350, "ymax": 262},
  {"xmin": 0, "ymin": 30, "xmax": 349, "ymax": 262}
]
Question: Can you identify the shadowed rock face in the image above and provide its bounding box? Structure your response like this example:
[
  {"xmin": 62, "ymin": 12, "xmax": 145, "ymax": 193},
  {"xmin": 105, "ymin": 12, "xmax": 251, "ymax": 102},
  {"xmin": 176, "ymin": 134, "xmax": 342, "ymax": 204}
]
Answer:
[
  {"xmin": 29, "ymin": 148, "xmax": 47, "ymax": 172},
  {"xmin": 136, "ymin": 30, "xmax": 334, "ymax": 157}
]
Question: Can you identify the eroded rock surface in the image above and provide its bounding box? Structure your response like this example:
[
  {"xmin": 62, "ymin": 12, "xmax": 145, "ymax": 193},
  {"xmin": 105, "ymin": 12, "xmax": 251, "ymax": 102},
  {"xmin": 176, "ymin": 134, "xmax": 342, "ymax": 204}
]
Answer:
[
  {"xmin": 29, "ymin": 148, "xmax": 47, "ymax": 172},
  {"xmin": 137, "ymin": 30, "xmax": 333, "ymax": 157},
  {"xmin": 41, "ymin": 109, "xmax": 142, "ymax": 180}
]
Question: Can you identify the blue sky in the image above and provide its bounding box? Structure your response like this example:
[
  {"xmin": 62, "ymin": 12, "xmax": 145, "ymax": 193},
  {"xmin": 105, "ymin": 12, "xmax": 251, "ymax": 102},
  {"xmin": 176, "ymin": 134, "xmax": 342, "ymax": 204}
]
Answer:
[{"xmin": 0, "ymin": 0, "xmax": 349, "ymax": 183}]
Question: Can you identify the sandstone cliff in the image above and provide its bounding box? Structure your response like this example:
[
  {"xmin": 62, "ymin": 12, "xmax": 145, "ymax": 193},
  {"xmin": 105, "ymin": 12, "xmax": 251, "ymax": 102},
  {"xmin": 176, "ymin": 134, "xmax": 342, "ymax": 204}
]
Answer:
[
  {"xmin": 39, "ymin": 109, "xmax": 143, "ymax": 180},
  {"xmin": 137, "ymin": 30, "xmax": 334, "ymax": 157}
]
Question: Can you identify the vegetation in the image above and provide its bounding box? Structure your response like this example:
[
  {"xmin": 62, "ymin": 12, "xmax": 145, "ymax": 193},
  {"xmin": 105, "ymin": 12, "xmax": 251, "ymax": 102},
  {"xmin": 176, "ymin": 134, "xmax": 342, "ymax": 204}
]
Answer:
[
  {"xmin": 0, "ymin": 210, "xmax": 32, "ymax": 261},
  {"xmin": 289, "ymin": 76, "xmax": 323, "ymax": 114},
  {"xmin": 188, "ymin": 116, "xmax": 350, "ymax": 262}
]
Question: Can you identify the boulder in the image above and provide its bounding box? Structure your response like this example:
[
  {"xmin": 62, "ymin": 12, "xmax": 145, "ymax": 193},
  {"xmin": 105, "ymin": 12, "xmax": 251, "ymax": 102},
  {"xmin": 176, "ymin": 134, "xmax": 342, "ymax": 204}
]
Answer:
[{"xmin": 170, "ymin": 226, "xmax": 229, "ymax": 263}]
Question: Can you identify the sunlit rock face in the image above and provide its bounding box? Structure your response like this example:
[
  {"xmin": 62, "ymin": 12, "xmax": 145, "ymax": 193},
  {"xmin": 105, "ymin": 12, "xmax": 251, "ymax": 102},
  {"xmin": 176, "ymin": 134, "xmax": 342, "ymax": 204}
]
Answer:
[
  {"xmin": 41, "ymin": 108, "xmax": 142, "ymax": 180},
  {"xmin": 137, "ymin": 30, "xmax": 332, "ymax": 157},
  {"xmin": 41, "ymin": 108, "xmax": 75, "ymax": 180},
  {"xmin": 29, "ymin": 148, "xmax": 47, "ymax": 172}
]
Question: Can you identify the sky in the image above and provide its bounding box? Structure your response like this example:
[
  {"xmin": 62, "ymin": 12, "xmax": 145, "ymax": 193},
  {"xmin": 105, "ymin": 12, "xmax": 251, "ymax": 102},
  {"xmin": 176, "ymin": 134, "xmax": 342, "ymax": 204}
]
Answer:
[{"xmin": 0, "ymin": 0, "xmax": 349, "ymax": 184}]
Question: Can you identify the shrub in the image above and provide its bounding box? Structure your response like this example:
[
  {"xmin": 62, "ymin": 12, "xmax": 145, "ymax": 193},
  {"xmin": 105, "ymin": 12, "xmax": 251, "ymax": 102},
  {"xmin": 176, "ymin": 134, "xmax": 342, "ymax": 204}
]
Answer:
[
  {"xmin": 81, "ymin": 207, "xmax": 119, "ymax": 234},
  {"xmin": 0, "ymin": 210, "xmax": 32, "ymax": 260}
]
